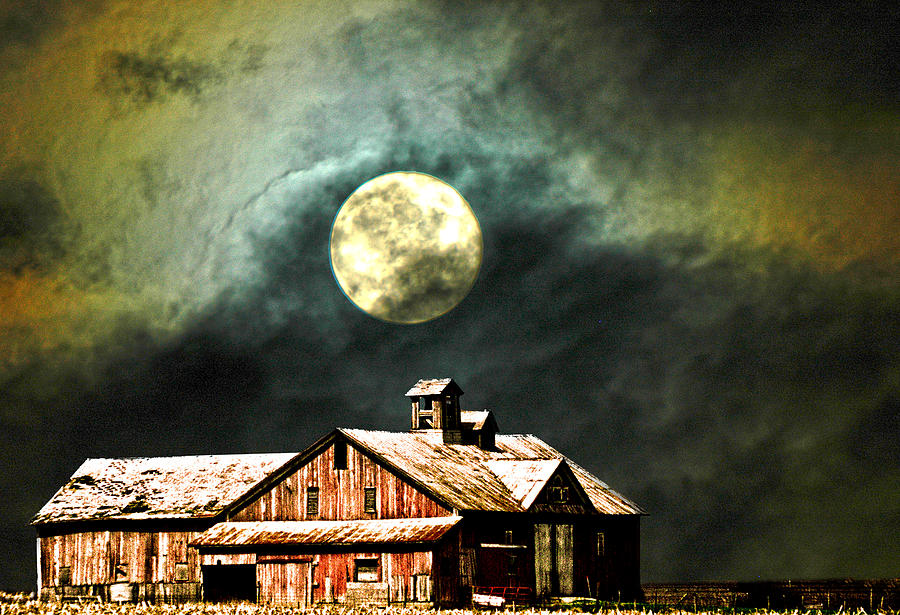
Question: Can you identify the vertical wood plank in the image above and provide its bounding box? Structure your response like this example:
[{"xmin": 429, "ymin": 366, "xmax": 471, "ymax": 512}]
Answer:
[
  {"xmin": 534, "ymin": 523, "xmax": 552, "ymax": 597},
  {"xmin": 230, "ymin": 441, "xmax": 451, "ymax": 522},
  {"xmin": 35, "ymin": 538, "xmax": 42, "ymax": 594},
  {"xmin": 556, "ymin": 523, "xmax": 574, "ymax": 595}
]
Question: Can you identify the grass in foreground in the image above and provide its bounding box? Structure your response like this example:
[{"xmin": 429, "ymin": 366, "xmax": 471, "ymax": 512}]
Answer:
[{"xmin": 0, "ymin": 596, "xmax": 895, "ymax": 615}]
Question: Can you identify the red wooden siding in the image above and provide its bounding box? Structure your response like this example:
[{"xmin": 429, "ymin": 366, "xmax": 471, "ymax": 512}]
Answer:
[
  {"xmin": 203, "ymin": 549, "xmax": 441, "ymax": 606},
  {"xmin": 199, "ymin": 552, "xmax": 256, "ymax": 566},
  {"xmin": 311, "ymin": 550, "xmax": 435, "ymax": 604},
  {"xmin": 39, "ymin": 529, "xmax": 200, "ymax": 587},
  {"xmin": 258, "ymin": 561, "xmax": 309, "ymax": 605},
  {"xmin": 231, "ymin": 441, "xmax": 451, "ymax": 521}
]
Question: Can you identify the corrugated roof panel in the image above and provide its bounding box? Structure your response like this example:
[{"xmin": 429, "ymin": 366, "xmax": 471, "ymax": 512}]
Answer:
[
  {"xmin": 566, "ymin": 460, "xmax": 646, "ymax": 515},
  {"xmin": 32, "ymin": 453, "xmax": 298, "ymax": 524},
  {"xmin": 342, "ymin": 429, "xmax": 520, "ymax": 512},
  {"xmin": 495, "ymin": 435, "xmax": 644, "ymax": 514},
  {"xmin": 340, "ymin": 429, "xmax": 644, "ymax": 515},
  {"xmin": 34, "ymin": 425, "xmax": 643, "ymax": 525},
  {"xmin": 193, "ymin": 516, "xmax": 463, "ymax": 547}
]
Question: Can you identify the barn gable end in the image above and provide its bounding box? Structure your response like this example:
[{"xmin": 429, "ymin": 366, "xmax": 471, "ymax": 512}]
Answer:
[
  {"xmin": 526, "ymin": 461, "xmax": 595, "ymax": 515},
  {"xmin": 227, "ymin": 432, "xmax": 453, "ymax": 522}
]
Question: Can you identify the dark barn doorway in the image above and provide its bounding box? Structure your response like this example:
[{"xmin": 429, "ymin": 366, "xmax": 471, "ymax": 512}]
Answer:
[
  {"xmin": 477, "ymin": 545, "xmax": 524, "ymax": 588},
  {"xmin": 202, "ymin": 564, "xmax": 256, "ymax": 602}
]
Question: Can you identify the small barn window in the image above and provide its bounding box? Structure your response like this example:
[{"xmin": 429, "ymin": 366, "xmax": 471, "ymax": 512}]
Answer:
[
  {"xmin": 59, "ymin": 566, "xmax": 71, "ymax": 586},
  {"xmin": 306, "ymin": 486, "xmax": 319, "ymax": 516},
  {"xmin": 414, "ymin": 573, "xmax": 430, "ymax": 601},
  {"xmin": 418, "ymin": 397, "xmax": 433, "ymax": 428},
  {"xmin": 507, "ymin": 553, "xmax": 519, "ymax": 586},
  {"xmin": 445, "ymin": 395, "xmax": 456, "ymax": 424},
  {"xmin": 334, "ymin": 441, "xmax": 347, "ymax": 470},
  {"xmin": 504, "ymin": 530, "xmax": 514, "ymax": 544},
  {"xmin": 114, "ymin": 563, "xmax": 128, "ymax": 581},
  {"xmin": 550, "ymin": 486, "xmax": 569, "ymax": 503},
  {"xmin": 596, "ymin": 531, "xmax": 606, "ymax": 557},
  {"xmin": 355, "ymin": 558, "xmax": 379, "ymax": 582},
  {"xmin": 364, "ymin": 487, "xmax": 377, "ymax": 513},
  {"xmin": 174, "ymin": 562, "xmax": 190, "ymax": 582}
]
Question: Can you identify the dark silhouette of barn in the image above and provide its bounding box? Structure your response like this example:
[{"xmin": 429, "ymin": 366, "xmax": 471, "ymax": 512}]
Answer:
[{"xmin": 33, "ymin": 378, "xmax": 643, "ymax": 606}]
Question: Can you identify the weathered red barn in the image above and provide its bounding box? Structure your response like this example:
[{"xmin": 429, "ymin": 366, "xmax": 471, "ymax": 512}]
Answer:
[{"xmin": 33, "ymin": 378, "xmax": 644, "ymax": 606}]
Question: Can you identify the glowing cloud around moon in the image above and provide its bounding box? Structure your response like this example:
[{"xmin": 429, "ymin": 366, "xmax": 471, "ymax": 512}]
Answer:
[{"xmin": 330, "ymin": 172, "xmax": 483, "ymax": 324}]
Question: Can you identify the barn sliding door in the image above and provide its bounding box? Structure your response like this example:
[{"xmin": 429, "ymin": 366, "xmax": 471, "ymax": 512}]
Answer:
[
  {"xmin": 534, "ymin": 523, "xmax": 573, "ymax": 597},
  {"xmin": 257, "ymin": 562, "xmax": 309, "ymax": 606},
  {"xmin": 535, "ymin": 524, "xmax": 552, "ymax": 596},
  {"xmin": 556, "ymin": 524, "xmax": 573, "ymax": 594}
]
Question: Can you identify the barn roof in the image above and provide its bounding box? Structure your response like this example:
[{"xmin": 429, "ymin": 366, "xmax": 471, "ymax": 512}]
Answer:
[
  {"xmin": 32, "ymin": 453, "xmax": 298, "ymax": 524},
  {"xmin": 486, "ymin": 459, "xmax": 560, "ymax": 509},
  {"xmin": 460, "ymin": 410, "xmax": 496, "ymax": 431},
  {"xmin": 405, "ymin": 378, "xmax": 461, "ymax": 396},
  {"xmin": 340, "ymin": 429, "xmax": 644, "ymax": 515},
  {"xmin": 193, "ymin": 516, "xmax": 463, "ymax": 547},
  {"xmin": 33, "ymin": 426, "xmax": 642, "ymax": 525}
]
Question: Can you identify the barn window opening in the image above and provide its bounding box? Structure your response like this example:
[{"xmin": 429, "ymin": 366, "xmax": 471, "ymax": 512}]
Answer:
[
  {"xmin": 59, "ymin": 566, "xmax": 71, "ymax": 586},
  {"xmin": 355, "ymin": 558, "xmax": 379, "ymax": 582},
  {"xmin": 507, "ymin": 553, "xmax": 519, "ymax": 586},
  {"xmin": 414, "ymin": 573, "xmax": 430, "ymax": 601},
  {"xmin": 550, "ymin": 485, "xmax": 569, "ymax": 503},
  {"xmin": 364, "ymin": 487, "xmax": 377, "ymax": 513},
  {"xmin": 504, "ymin": 529, "xmax": 514, "ymax": 544},
  {"xmin": 174, "ymin": 562, "xmax": 190, "ymax": 582},
  {"xmin": 444, "ymin": 395, "xmax": 456, "ymax": 425},
  {"xmin": 334, "ymin": 441, "xmax": 347, "ymax": 470},
  {"xmin": 418, "ymin": 396, "xmax": 432, "ymax": 428},
  {"xmin": 596, "ymin": 531, "xmax": 606, "ymax": 556},
  {"xmin": 114, "ymin": 562, "xmax": 128, "ymax": 581},
  {"xmin": 306, "ymin": 486, "xmax": 319, "ymax": 516}
]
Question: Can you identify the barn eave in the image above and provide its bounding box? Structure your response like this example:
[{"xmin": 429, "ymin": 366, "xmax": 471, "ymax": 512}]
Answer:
[{"xmin": 192, "ymin": 516, "xmax": 463, "ymax": 548}]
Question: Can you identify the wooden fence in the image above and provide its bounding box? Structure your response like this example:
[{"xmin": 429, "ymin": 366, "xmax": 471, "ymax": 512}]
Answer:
[{"xmin": 642, "ymin": 579, "xmax": 900, "ymax": 611}]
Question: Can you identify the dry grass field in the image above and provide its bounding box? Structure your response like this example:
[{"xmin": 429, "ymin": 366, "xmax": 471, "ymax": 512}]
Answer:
[{"xmin": 0, "ymin": 593, "xmax": 896, "ymax": 615}]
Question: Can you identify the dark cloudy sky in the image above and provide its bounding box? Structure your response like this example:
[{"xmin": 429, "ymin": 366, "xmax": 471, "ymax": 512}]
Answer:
[{"xmin": 1, "ymin": 0, "xmax": 898, "ymax": 592}]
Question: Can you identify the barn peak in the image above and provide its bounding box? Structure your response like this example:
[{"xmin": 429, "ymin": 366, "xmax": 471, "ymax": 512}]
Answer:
[{"xmin": 406, "ymin": 378, "xmax": 496, "ymax": 447}]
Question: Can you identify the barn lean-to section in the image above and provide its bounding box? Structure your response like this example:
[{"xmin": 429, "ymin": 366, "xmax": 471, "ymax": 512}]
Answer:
[
  {"xmin": 32, "ymin": 453, "xmax": 296, "ymax": 602},
  {"xmin": 193, "ymin": 517, "xmax": 460, "ymax": 605},
  {"xmin": 33, "ymin": 378, "xmax": 643, "ymax": 606}
]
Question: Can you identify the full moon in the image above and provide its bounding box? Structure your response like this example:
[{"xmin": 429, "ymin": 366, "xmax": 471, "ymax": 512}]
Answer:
[{"xmin": 330, "ymin": 172, "xmax": 483, "ymax": 324}]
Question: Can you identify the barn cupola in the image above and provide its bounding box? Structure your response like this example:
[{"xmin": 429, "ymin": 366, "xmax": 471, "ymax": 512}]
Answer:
[{"xmin": 407, "ymin": 378, "xmax": 463, "ymax": 443}]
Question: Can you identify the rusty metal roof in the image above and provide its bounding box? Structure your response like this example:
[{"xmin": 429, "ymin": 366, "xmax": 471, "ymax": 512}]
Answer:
[
  {"xmin": 34, "ymin": 422, "xmax": 642, "ymax": 525},
  {"xmin": 460, "ymin": 410, "xmax": 495, "ymax": 431},
  {"xmin": 405, "ymin": 378, "xmax": 460, "ymax": 396},
  {"xmin": 340, "ymin": 429, "xmax": 644, "ymax": 515},
  {"xmin": 32, "ymin": 453, "xmax": 298, "ymax": 524},
  {"xmin": 486, "ymin": 459, "xmax": 560, "ymax": 509},
  {"xmin": 192, "ymin": 516, "xmax": 463, "ymax": 547}
]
